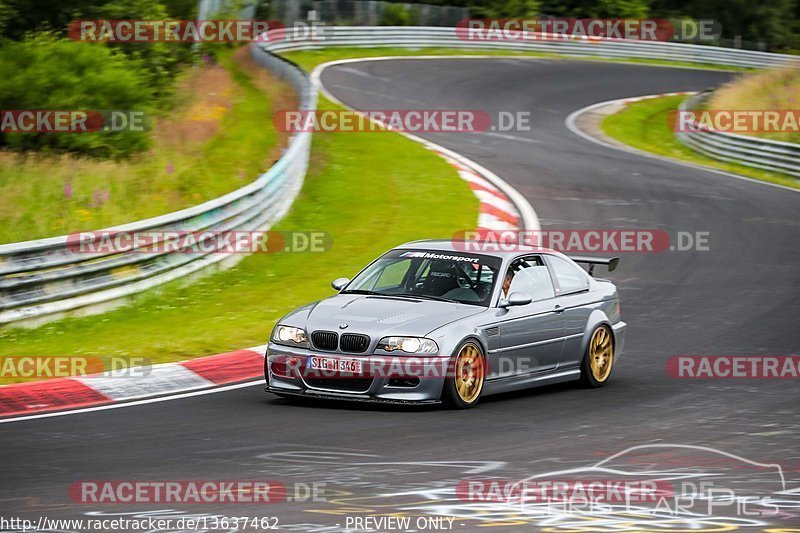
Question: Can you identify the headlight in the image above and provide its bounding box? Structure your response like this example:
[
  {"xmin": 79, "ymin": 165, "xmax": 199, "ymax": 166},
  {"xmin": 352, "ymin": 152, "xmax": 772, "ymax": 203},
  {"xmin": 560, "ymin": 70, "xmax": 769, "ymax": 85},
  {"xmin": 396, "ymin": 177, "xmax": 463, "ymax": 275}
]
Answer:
[
  {"xmin": 273, "ymin": 325, "xmax": 308, "ymax": 346},
  {"xmin": 378, "ymin": 336, "xmax": 439, "ymax": 354}
]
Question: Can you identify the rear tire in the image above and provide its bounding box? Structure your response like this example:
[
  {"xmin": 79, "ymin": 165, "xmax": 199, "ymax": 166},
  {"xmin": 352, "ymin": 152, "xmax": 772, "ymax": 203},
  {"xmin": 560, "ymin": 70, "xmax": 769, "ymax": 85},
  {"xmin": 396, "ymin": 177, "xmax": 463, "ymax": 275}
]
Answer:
[
  {"xmin": 442, "ymin": 341, "xmax": 486, "ymax": 409},
  {"xmin": 580, "ymin": 325, "xmax": 614, "ymax": 388}
]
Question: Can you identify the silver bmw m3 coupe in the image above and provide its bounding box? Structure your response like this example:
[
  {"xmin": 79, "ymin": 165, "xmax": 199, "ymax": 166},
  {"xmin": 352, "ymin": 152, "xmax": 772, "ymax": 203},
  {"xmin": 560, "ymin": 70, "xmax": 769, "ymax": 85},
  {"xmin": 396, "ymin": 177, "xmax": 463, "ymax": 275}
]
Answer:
[{"xmin": 265, "ymin": 240, "xmax": 626, "ymax": 408}]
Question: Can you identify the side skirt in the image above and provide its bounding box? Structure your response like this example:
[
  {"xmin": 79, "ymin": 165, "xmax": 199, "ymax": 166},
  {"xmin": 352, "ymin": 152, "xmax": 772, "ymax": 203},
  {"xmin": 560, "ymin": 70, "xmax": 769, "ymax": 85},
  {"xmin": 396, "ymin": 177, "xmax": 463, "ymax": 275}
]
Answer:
[{"xmin": 483, "ymin": 369, "xmax": 581, "ymax": 396}]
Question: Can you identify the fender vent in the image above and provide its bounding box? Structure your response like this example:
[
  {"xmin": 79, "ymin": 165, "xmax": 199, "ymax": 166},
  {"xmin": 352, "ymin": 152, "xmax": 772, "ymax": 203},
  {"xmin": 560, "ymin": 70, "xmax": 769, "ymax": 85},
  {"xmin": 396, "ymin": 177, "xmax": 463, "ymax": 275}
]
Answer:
[{"xmin": 485, "ymin": 326, "xmax": 500, "ymax": 337}]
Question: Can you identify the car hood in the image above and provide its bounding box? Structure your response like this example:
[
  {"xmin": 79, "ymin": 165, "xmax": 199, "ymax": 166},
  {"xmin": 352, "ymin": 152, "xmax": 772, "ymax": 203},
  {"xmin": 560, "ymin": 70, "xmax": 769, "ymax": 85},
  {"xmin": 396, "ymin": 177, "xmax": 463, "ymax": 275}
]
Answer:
[{"xmin": 293, "ymin": 294, "xmax": 485, "ymax": 338}]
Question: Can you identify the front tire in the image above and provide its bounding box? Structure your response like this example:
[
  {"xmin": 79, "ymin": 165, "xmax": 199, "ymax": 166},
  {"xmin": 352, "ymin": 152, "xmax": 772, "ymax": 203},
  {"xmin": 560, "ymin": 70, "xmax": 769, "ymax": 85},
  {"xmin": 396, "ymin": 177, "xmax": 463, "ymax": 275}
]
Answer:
[
  {"xmin": 580, "ymin": 324, "xmax": 614, "ymax": 387},
  {"xmin": 442, "ymin": 341, "xmax": 486, "ymax": 409}
]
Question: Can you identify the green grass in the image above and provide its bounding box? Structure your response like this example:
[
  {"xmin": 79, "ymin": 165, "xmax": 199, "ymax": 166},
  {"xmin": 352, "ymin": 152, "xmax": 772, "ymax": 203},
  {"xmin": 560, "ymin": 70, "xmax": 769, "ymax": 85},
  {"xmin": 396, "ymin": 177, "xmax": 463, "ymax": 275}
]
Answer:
[
  {"xmin": 0, "ymin": 48, "xmax": 289, "ymax": 243},
  {"xmin": 0, "ymin": 58, "xmax": 478, "ymax": 382},
  {"xmin": 282, "ymin": 47, "xmax": 750, "ymax": 73},
  {"xmin": 601, "ymin": 95, "xmax": 800, "ymax": 189}
]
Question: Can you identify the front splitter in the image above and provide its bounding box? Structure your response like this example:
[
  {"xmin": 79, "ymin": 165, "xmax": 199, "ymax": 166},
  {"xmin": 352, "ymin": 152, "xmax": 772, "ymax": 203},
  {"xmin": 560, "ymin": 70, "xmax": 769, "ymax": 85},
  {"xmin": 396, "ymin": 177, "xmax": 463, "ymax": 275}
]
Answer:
[{"xmin": 265, "ymin": 387, "xmax": 441, "ymax": 405}]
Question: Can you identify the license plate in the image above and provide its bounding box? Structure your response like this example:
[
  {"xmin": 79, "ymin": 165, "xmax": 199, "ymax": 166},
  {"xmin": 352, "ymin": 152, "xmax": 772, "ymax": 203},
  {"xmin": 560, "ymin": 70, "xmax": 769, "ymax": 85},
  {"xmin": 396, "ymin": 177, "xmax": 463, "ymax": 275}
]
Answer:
[{"xmin": 308, "ymin": 356, "xmax": 363, "ymax": 375}]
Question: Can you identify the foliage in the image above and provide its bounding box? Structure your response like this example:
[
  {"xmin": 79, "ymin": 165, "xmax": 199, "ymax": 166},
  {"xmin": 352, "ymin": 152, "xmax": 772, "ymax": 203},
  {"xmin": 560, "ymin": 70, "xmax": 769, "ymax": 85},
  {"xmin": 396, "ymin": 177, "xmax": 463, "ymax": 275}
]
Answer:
[
  {"xmin": 1, "ymin": 0, "xmax": 196, "ymax": 96},
  {"xmin": 467, "ymin": 0, "xmax": 800, "ymax": 51},
  {"xmin": 380, "ymin": 4, "xmax": 418, "ymax": 25},
  {"xmin": 470, "ymin": 0, "xmax": 540, "ymax": 18},
  {"xmin": 0, "ymin": 34, "xmax": 152, "ymax": 156},
  {"xmin": 92, "ymin": 0, "xmax": 194, "ymax": 96}
]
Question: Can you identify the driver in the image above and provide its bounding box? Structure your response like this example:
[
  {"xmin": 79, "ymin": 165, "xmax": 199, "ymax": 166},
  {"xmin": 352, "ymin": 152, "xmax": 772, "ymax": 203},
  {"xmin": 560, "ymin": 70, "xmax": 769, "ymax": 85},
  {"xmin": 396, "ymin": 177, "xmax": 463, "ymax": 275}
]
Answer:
[
  {"xmin": 502, "ymin": 260, "xmax": 526, "ymax": 297},
  {"xmin": 502, "ymin": 269, "xmax": 514, "ymax": 298}
]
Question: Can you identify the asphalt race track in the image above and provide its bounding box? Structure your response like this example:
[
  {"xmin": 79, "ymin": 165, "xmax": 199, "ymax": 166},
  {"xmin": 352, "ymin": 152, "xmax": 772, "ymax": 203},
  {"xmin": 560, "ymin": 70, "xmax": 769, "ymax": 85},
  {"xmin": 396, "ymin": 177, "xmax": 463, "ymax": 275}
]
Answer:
[{"xmin": 2, "ymin": 59, "xmax": 799, "ymax": 531}]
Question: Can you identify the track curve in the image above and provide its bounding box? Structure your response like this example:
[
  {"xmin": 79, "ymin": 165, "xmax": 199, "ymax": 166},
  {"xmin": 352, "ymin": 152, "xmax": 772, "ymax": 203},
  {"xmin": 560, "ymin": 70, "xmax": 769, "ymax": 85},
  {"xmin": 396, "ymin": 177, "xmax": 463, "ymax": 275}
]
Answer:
[{"xmin": 2, "ymin": 58, "xmax": 798, "ymax": 531}]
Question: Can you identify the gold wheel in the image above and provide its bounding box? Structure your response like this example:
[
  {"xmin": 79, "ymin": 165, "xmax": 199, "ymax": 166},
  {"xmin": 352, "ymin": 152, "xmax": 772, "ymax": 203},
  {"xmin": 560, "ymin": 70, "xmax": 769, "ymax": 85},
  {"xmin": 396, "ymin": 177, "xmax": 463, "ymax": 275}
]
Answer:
[
  {"xmin": 454, "ymin": 343, "xmax": 485, "ymax": 404},
  {"xmin": 589, "ymin": 326, "xmax": 614, "ymax": 382}
]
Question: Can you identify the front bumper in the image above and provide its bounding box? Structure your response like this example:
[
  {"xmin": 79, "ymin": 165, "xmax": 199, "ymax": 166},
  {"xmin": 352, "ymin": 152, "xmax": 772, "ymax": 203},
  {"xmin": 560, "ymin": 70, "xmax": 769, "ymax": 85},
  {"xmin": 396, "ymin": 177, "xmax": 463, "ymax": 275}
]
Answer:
[
  {"xmin": 265, "ymin": 386, "xmax": 441, "ymax": 405},
  {"xmin": 265, "ymin": 343, "xmax": 449, "ymax": 403}
]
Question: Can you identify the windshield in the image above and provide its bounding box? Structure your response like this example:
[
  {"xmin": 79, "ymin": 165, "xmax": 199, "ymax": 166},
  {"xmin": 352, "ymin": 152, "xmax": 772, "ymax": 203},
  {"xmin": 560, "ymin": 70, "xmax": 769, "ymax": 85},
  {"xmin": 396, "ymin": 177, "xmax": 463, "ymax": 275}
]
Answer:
[{"xmin": 343, "ymin": 249, "xmax": 502, "ymax": 306}]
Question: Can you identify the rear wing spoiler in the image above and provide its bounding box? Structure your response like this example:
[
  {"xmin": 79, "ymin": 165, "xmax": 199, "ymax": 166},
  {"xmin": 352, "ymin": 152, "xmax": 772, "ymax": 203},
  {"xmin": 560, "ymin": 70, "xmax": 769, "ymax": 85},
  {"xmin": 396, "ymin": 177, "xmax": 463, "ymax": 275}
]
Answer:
[{"xmin": 568, "ymin": 256, "xmax": 619, "ymax": 276}]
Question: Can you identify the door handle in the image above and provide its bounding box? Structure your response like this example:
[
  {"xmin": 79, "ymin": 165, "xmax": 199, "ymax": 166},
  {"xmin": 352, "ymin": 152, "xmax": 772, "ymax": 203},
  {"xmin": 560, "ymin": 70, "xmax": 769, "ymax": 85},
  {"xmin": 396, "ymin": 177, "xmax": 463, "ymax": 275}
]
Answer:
[{"xmin": 554, "ymin": 304, "xmax": 564, "ymax": 314}]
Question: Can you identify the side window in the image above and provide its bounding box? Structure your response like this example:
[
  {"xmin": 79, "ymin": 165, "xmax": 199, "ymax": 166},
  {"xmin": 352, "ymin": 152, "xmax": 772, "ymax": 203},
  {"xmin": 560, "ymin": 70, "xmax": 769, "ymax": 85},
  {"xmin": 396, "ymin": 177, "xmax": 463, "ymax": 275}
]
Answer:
[
  {"xmin": 509, "ymin": 266, "xmax": 555, "ymax": 301},
  {"xmin": 506, "ymin": 256, "xmax": 555, "ymax": 302},
  {"xmin": 547, "ymin": 255, "xmax": 590, "ymax": 295}
]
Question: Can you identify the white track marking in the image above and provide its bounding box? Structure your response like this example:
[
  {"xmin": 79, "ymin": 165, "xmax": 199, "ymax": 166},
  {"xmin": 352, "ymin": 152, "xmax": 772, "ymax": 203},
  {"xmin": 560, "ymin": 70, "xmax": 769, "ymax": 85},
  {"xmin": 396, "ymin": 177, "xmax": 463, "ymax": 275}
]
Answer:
[
  {"xmin": 478, "ymin": 213, "xmax": 518, "ymax": 231},
  {"xmin": 0, "ymin": 380, "xmax": 264, "ymax": 424},
  {"xmin": 472, "ymin": 189, "xmax": 518, "ymax": 214},
  {"xmin": 565, "ymin": 96, "xmax": 800, "ymax": 194},
  {"xmin": 480, "ymin": 131, "xmax": 542, "ymax": 144},
  {"xmin": 0, "ymin": 346, "xmax": 267, "ymax": 423},
  {"xmin": 75, "ymin": 363, "xmax": 215, "ymax": 401}
]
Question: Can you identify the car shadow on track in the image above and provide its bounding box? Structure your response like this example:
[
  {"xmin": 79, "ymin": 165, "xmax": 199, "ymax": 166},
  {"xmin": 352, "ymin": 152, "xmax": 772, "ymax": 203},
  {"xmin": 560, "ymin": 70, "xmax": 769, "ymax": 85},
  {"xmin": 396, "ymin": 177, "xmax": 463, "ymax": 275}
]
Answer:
[
  {"xmin": 263, "ymin": 396, "xmax": 437, "ymax": 413},
  {"xmin": 259, "ymin": 380, "xmax": 605, "ymax": 412}
]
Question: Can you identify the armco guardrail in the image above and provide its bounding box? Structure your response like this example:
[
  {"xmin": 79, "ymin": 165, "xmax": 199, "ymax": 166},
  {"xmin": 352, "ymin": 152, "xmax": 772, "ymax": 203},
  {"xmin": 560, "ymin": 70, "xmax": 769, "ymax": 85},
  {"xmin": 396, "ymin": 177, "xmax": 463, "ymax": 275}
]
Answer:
[
  {"xmin": 263, "ymin": 26, "xmax": 799, "ymax": 69},
  {"xmin": 677, "ymin": 91, "xmax": 800, "ymax": 178},
  {"xmin": 3, "ymin": 27, "xmax": 797, "ymax": 326},
  {"xmin": 0, "ymin": 48, "xmax": 316, "ymax": 326}
]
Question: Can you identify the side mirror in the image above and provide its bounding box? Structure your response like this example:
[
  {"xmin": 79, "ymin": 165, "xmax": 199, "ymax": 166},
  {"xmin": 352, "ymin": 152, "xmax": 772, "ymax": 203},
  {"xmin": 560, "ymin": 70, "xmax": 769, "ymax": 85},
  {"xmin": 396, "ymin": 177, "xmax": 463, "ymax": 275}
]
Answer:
[
  {"xmin": 499, "ymin": 292, "xmax": 532, "ymax": 308},
  {"xmin": 331, "ymin": 277, "xmax": 350, "ymax": 291}
]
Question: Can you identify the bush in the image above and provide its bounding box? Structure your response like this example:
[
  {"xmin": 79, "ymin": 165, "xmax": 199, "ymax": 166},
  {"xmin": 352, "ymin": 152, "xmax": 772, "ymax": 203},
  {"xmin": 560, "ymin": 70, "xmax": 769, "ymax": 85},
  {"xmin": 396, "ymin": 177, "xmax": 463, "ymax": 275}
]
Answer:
[
  {"xmin": 0, "ymin": 34, "xmax": 153, "ymax": 157},
  {"xmin": 1, "ymin": 0, "xmax": 195, "ymax": 96},
  {"xmin": 380, "ymin": 4, "xmax": 413, "ymax": 26}
]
